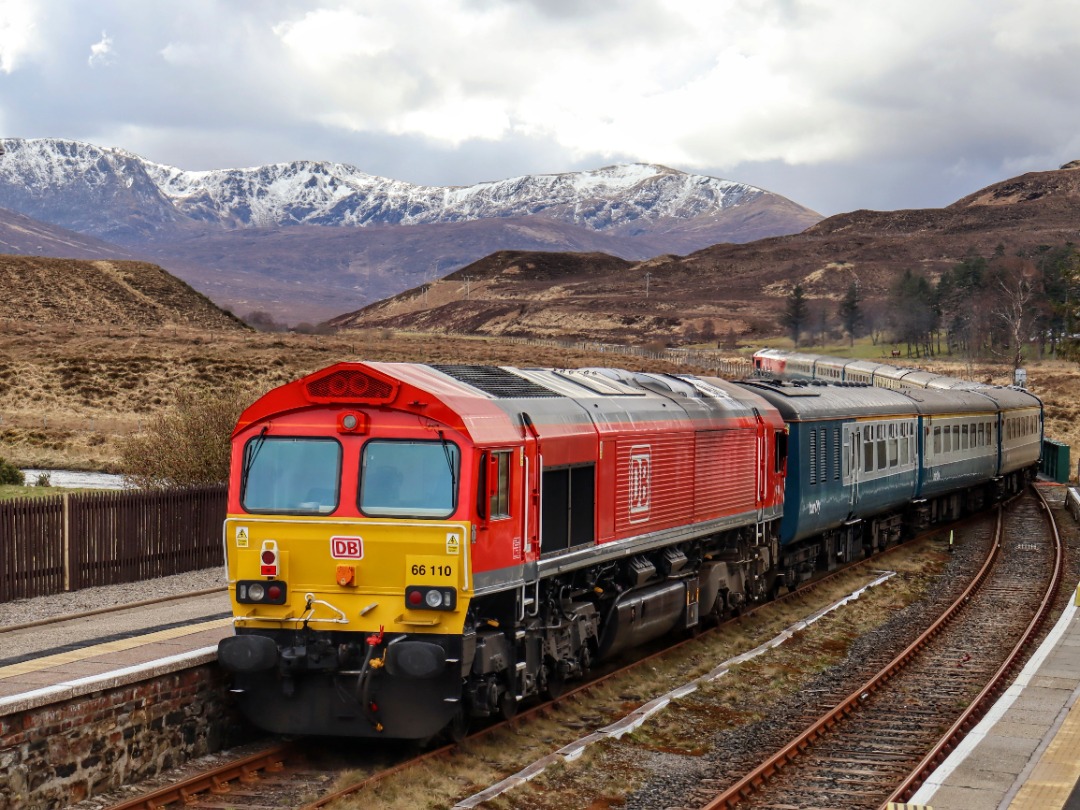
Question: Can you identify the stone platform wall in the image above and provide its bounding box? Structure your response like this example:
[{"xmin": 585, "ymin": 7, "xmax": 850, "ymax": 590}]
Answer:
[{"xmin": 0, "ymin": 665, "xmax": 248, "ymax": 809}]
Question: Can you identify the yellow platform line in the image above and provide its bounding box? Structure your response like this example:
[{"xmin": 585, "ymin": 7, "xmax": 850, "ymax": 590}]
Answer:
[
  {"xmin": 1009, "ymin": 697, "xmax": 1080, "ymax": 809},
  {"xmin": 0, "ymin": 618, "xmax": 232, "ymax": 680}
]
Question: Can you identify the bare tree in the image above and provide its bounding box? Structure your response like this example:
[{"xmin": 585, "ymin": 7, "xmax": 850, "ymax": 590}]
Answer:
[
  {"xmin": 119, "ymin": 385, "xmax": 255, "ymax": 487},
  {"xmin": 993, "ymin": 257, "xmax": 1041, "ymax": 370},
  {"xmin": 782, "ymin": 285, "xmax": 808, "ymax": 347}
]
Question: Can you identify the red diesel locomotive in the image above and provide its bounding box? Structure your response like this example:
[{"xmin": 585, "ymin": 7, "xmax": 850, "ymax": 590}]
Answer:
[{"xmin": 218, "ymin": 362, "xmax": 786, "ymax": 739}]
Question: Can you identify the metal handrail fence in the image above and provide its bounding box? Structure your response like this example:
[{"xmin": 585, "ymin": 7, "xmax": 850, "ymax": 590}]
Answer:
[
  {"xmin": 0, "ymin": 485, "xmax": 225, "ymax": 602},
  {"xmin": 498, "ymin": 335, "xmax": 753, "ymax": 378}
]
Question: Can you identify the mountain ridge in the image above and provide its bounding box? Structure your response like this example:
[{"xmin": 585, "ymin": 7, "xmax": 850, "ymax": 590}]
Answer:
[
  {"xmin": 0, "ymin": 138, "xmax": 819, "ymax": 240},
  {"xmin": 0, "ymin": 138, "xmax": 821, "ymax": 322},
  {"xmin": 332, "ymin": 163, "xmax": 1080, "ymax": 344}
]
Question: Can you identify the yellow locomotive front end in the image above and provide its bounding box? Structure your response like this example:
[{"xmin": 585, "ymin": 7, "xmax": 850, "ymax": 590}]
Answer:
[{"xmin": 217, "ymin": 365, "xmax": 479, "ymax": 739}]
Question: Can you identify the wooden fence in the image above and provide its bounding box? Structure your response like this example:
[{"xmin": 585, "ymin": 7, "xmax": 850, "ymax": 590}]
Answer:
[{"xmin": 0, "ymin": 485, "xmax": 226, "ymax": 602}]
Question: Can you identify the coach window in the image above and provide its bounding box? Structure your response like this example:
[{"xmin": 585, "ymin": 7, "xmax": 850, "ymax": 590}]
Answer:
[
  {"xmin": 876, "ymin": 425, "xmax": 886, "ymax": 470},
  {"xmin": 863, "ymin": 426, "xmax": 874, "ymax": 472},
  {"xmin": 933, "ymin": 426, "xmax": 942, "ymax": 455}
]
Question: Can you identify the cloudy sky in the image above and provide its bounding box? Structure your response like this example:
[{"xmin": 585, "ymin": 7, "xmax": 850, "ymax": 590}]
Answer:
[{"xmin": 2, "ymin": 0, "xmax": 1079, "ymax": 215}]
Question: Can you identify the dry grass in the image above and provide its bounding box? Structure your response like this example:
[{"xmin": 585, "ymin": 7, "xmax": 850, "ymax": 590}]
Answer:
[
  {"xmin": 0, "ymin": 322, "xmax": 684, "ymax": 471},
  {"xmin": 1, "ymin": 320, "xmax": 1076, "ymax": 481}
]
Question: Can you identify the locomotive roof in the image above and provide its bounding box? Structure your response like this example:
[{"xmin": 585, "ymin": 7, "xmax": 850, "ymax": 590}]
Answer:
[{"xmin": 235, "ymin": 360, "xmax": 786, "ymax": 451}]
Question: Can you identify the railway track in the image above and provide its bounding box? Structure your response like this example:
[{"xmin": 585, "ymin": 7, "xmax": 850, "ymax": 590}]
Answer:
[
  {"xmin": 102, "ymin": 534, "xmax": 931, "ymax": 810},
  {"xmin": 699, "ymin": 487, "xmax": 1063, "ymax": 810}
]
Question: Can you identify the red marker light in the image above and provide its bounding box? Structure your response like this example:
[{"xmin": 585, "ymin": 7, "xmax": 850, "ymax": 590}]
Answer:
[
  {"xmin": 260, "ymin": 541, "xmax": 279, "ymax": 577},
  {"xmin": 267, "ymin": 584, "xmax": 283, "ymax": 601},
  {"xmin": 408, "ymin": 590, "xmax": 423, "ymax": 606}
]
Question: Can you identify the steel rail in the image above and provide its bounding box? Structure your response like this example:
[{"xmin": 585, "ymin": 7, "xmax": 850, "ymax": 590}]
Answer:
[
  {"xmin": 699, "ymin": 506, "xmax": 1007, "ymax": 810},
  {"xmin": 104, "ymin": 744, "xmax": 294, "ymax": 810},
  {"xmin": 880, "ymin": 485, "xmax": 1065, "ymax": 807}
]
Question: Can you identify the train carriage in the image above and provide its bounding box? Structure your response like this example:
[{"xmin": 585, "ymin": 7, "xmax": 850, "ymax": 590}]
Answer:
[
  {"xmin": 735, "ymin": 380, "xmax": 921, "ymax": 576},
  {"xmin": 810, "ymin": 356, "xmax": 846, "ymax": 382},
  {"xmin": 891, "ymin": 387, "xmax": 1001, "ymax": 523},
  {"xmin": 835, "ymin": 358, "xmax": 879, "ymax": 384},
  {"xmin": 894, "ymin": 369, "xmax": 947, "ymax": 388},
  {"xmin": 972, "ymin": 386, "xmax": 1044, "ymax": 482},
  {"xmin": 217, "ymin": 362, "xmax": 787, "ymax": 740}
]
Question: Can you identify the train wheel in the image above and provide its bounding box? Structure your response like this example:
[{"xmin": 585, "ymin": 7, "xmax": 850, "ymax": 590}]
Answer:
[
  {"xmin": 444, "ymin": 708, "xmax": 469, "ymax": 743},
  {"xmin": 543, "ymin": 661, "xmax": 567, "ymax": 699},
  {"xmin": 499, "ymin": 689, "xmax": 518, "ymax": 720}
]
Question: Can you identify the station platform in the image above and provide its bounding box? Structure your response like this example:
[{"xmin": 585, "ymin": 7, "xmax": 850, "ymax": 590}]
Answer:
[
  {"xmin": 0, "ymin": 588, "xmax": 232, "ymax": 715},
  {"xmin": 908, "ymin": 483, "xmax": 1080, "ymax": 810}
]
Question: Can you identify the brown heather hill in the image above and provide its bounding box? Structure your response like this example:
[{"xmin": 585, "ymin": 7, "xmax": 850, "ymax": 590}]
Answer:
[
  {"xmin": 332, "ymin": 163, "xmax": 1080, "ymax": 344},
  {"xmin": 0, "ymin": 255, "xmax": 247, "ymax": 331}
]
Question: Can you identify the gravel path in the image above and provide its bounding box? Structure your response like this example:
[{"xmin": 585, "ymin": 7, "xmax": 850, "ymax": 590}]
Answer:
[{"xmin": 0, "ymin": 567, "xmax": 226, "ymax": 628}]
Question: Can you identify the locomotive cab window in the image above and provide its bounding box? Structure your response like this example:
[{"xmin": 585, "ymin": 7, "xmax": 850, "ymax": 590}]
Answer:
[
  {"xmin": 490, "ymin": 450, "xmax": 512, "ymax": 519},
  {"xmin": 359, "ymin": 439, "xmax": 459, "ymax": 518},
  {"xmin": 241, "ymin": 436, "xmax": 341, "ymax": 514}
]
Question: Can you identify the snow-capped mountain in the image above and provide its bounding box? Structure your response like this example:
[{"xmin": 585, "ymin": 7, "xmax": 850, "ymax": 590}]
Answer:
[
  {"xmin": 0, "ymin": 137, "xmax": 822, "ymax": 322},
  {"xmin": 0, "ymin": 138, "xmax": 793, "ymax": 242}
]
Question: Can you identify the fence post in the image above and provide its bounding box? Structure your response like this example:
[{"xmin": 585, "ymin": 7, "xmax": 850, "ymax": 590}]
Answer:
[{"xmin": 62, "ymin": 492, "xmax": 71, "ymax": 592}]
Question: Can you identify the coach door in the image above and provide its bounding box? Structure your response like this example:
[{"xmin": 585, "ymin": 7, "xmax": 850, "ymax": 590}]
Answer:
[{"xmin": 844, "ymin": 422, "xmax": 861, "ymax": 510}]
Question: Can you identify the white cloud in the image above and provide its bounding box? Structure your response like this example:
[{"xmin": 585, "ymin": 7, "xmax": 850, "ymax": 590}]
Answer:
[
  {"xmin": 0, "ymin": 0, "xmax": 39, "ymax": 73},
  {"xmin": 250, "ymin": 0, "xmax": 1080, "ymax": 178},
  {"xmin": 4, "ymin": 0, "xmax": 1080, "ymax": 213},
  {"xmin": 88, "ymin": 30, "xmax": 114, "ymax": 67}
]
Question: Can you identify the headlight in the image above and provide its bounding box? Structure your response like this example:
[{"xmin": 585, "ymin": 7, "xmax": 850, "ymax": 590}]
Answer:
[
  {"xmin": 405, "ymin": 585, "xmax": 457, "ymax": 611},
  {"xmin": 235, "ymin": 580, "xmax": 287, "ymax": 604}
]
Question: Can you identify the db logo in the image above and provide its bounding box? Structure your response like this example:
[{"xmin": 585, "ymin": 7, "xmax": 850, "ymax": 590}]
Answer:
[
  {"xmin": 330, "ymin": 536, "xmax": 364, "ymax": 559},
  {"xmin": 629, "ymin": 446, "xmax": 651, "ymax": 521}
]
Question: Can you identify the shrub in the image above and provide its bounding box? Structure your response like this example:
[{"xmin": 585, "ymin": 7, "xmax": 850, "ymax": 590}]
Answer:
[
  {"xmin": 119, "ymin": 384, "xmax": 256, "ymax": 488},
  {"xmin": 0, "ymin": 458, "xmax": 24, "ymax": 486}
]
